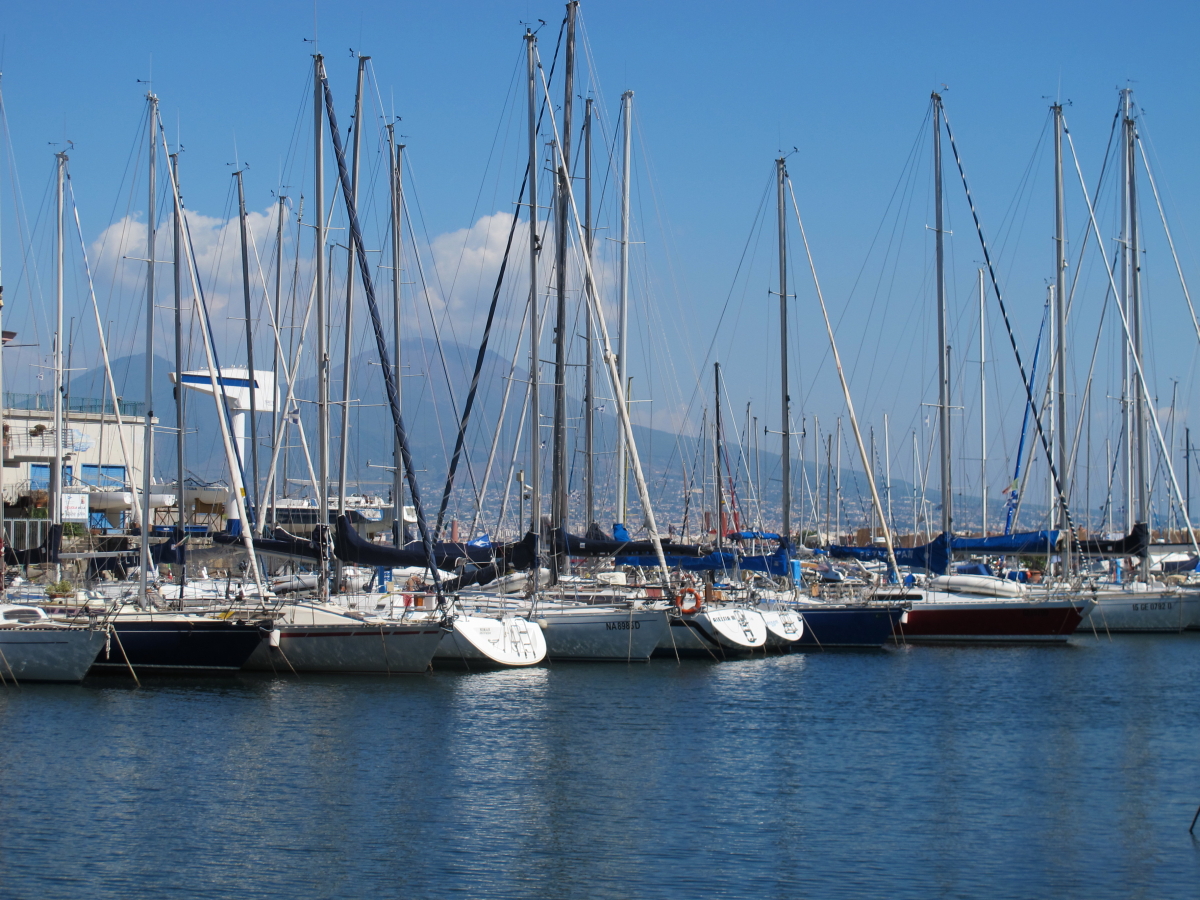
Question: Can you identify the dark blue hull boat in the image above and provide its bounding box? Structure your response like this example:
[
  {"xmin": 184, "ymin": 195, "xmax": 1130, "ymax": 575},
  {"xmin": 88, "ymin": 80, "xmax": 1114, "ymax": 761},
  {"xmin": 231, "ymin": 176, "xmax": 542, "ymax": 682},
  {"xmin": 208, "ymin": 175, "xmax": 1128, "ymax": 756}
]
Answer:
[
  {"xmin": 792, "ymin": 605, "xmax": 905, "ymax": 648},
  {"xmin": 89, "ymin": 616, "xmax": 268, "ymax": 676}
]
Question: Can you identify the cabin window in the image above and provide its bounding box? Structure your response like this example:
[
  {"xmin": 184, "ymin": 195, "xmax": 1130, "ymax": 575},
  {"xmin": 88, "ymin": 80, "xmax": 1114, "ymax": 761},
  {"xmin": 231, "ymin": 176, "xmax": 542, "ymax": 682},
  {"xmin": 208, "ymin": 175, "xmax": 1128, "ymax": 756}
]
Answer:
[{"xmin": 3, "ymin": 609, "xmax": 43, "ymax": 621}]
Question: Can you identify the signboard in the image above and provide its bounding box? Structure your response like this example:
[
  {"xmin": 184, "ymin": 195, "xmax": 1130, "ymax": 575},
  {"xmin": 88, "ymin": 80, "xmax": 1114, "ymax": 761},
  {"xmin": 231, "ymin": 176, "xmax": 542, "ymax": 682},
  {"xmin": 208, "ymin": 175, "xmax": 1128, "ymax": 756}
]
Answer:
[{"xmin": 61, "ymin": 493, "xmax": 89, "ymax": 523}]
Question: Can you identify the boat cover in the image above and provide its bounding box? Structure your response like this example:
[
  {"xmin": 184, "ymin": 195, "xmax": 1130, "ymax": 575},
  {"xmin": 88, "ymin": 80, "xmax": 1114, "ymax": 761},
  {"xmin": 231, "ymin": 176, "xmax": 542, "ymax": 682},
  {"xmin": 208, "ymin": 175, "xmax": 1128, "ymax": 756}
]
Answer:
[
  {"xmin": 828, "ymin": 532, "xmax": 951, "ymax": 574},
  {"xmin": 552, "ymin": 526, "xmax": 708, "ymax": 559},
  {"xmin": 4, "ymin": 523, "xmax": 62, "ymax": 567},
  {"xmin": 1160, "ymin": 555, "xmax": 1200, "ymax": 574},
  {"xmin": 1077, "ymin": 523, "xmax": 1149, "ymax": 557},
  {"xmin": 150, "ymin": 528, "xmax": 187, "ymax": 566},
  {"xmin": 728, "ymin": 530, "xmax": 782, "ymax": 541},
  {"xmin": 614, "ymin": 550, "xmax": 740, "ymax": 572},
  {"xmin": 212, "ymin": 526, "xmax": 323, "ymax": 561},
  {"xmin": 739, "ymin": 543, "xmax": 791, "ymax": 576},
  {"xmin": 950, "ymin": 530, "xmax": 1061, "ymax": 554},
  {"xmin": 334, "ymin": 515, "xmax": 539, "ymax": 572}
]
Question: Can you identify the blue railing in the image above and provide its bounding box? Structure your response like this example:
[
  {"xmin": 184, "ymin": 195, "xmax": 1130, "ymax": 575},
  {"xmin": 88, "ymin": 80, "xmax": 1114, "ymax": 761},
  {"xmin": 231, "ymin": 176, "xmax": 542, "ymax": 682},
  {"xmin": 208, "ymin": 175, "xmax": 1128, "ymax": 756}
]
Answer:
[{"xmin": 4, "ymin": 391, "xmax": 144, "ymax": 417}]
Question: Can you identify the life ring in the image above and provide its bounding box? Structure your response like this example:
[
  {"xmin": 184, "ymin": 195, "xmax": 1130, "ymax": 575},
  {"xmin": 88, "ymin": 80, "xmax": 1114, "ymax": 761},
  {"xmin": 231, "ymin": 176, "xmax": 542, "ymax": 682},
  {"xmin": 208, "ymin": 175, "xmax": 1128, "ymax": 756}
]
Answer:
[{"xmin": 675, "ymin": 587, "xmax": 702, "ymax": 615}]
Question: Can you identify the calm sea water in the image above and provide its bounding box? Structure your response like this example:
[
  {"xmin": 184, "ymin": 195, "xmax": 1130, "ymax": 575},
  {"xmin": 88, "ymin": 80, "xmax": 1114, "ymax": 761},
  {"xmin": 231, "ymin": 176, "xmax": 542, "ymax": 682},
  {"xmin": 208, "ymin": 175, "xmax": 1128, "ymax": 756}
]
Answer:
[{"xmin": 2, "ymin": 633, "xmax": 1199, "ymax": 899}]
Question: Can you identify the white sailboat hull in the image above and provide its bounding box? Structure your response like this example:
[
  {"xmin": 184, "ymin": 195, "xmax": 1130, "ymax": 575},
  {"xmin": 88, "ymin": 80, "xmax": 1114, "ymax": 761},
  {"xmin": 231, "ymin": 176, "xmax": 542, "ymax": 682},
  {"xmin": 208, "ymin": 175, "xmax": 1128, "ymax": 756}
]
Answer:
[
  {"xmin": 530, "ymin": 607, "xmax": 668, "ymax": 661},
  {"xmin": 0, "ymin": 626, "xmax": 107, "ymax": 682},
  {"xmin": 657, "ymin": 606, "xmax": 769, "ymax": 657},
  {"xmin": 1082, "ymin": 590, "xmax": 1200, "ymax": 633},
  {"xmin": 434, "ymin": 613, "xmax": 546, "ymax": 667},
  {"xmin": 760, "ymin": 609, "xmax": 805, "ymax": 649}
]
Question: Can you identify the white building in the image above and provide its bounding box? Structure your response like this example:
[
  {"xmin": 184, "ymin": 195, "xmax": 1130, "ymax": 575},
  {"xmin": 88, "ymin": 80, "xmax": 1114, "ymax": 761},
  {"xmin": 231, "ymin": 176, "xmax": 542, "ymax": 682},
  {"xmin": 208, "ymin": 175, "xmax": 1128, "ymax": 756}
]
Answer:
[{"xmin": 3, "ymin": 391, "xmax": 155, "ymax": 532}]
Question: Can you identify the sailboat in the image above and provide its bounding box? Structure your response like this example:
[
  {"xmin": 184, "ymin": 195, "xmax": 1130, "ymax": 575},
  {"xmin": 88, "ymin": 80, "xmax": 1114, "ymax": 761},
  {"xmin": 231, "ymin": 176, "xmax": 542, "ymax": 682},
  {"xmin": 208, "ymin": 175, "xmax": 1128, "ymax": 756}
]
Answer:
[
  {"xmin": 868, "ymin": 93, "xmax": 1092, "ymax": 642},
  {"xmin": 33, "ymin": 105, "xmax": 271, "ymax": 676},
  {"xmin": 750, "ymin": 155, "xmax": 908, "ymax": 648},
  {"xmin": 433, "ymin": 12, "xmax": 675, "ymax": 663},
  {"xmin": 0, "ymin": 606, "xmax": 107, "ymax": 683},
  {"xmin": 1058, "ymin": 90, "xmax": 1200, "ymax": 632}
]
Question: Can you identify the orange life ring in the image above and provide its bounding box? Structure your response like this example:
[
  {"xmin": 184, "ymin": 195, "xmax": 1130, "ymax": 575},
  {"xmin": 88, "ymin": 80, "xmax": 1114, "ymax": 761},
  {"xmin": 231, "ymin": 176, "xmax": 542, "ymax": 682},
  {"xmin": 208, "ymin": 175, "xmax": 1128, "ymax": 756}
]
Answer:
[{"xmin": 675, "ymin": 587, "xmax": 702, "ymax": 615}]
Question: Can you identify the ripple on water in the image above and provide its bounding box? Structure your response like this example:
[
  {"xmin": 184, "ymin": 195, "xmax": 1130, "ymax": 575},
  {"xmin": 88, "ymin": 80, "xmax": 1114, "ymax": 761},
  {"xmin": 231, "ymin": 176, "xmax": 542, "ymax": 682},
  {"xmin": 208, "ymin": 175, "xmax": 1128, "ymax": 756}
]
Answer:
[{"xmin": 0, "ymin": 636, "xmax": 1198, "ymax": 898}]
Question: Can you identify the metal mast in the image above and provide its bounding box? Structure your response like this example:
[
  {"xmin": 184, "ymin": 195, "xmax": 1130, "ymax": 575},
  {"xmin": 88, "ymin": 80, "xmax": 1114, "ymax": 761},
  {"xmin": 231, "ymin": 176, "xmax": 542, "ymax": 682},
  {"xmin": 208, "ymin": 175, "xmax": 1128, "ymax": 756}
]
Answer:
[
  {"xmin": 551, "ymin": 2, "xmax": 576, "ymax": 537},
  {"xmin": 313, "ymin": 54, "xmax": 330, "ymax": 600},
  {"xmin": 338, "ymin": 55, "xmax": 367, "ymax": 518},
  {"xmin": 0, "ymin": 77, "xmax": 5, "ymax": 598},
  {"xmin": 933, "ymin": 92, "xmax": 953, "ymax": 540},
  {"xmin": 386, "ymin": 124, "xmax": 405, "ymax": 546},
  {"xmin": 1128, "ymin": 98, "xmax": 1150, "ymax": 576},
  {"xmin": 139, "ymin": 91, "xmax": 159, "ymax": 599},
  {"xmin": 270, "ymin": 191, "xmax": 285, "ymax": 531},
  {"xmin": 53, "ymin": 150, "xmax": 67, "ymax": 583},
  {"xmin": 715, "ymin": 363, "xmax": 725, "ymax": 549},
  {"xmin": 978, "ymin": 268, "xmax": 987, "ymax": 537},
  {"xmin": 526, "ymin": 29, "xmax": 542, "ymax": 555},
  {"xmin": 1119, "ymin": 89, "xmax": 1132, "ymax": 532},
  {"xmin": 1053, "ymin": 103, "xmax": 1068, "ymax": 535},
  {"xmin": 172, "ymin": 152, "xmax": 186, "ymax": 596},
  {"xmin": 776, "ymin": 156, "xmax": 791, "ymax": 538},
  {"xmin": 234, "ymin": 169, "xmax": 261, "ymax": 524},
  {"xmin": 582, "ymin": 97, "xmax": 595, "ymax": 528},
  {"xmin": 616, "ymin": 89, "xmax": 633, "ymax": 525}
]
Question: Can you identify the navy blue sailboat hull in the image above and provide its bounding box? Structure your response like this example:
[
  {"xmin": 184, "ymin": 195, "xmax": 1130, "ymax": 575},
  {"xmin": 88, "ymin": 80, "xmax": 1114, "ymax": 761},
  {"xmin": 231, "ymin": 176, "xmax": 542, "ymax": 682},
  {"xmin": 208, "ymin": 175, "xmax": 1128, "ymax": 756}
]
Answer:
[
  {"xmin": 792, "ymin": 606, "xmax": 903, "ymax": 648},
  {"xmin": 89, "ymin": 618, "xmax": 267, "ymax": 676}
]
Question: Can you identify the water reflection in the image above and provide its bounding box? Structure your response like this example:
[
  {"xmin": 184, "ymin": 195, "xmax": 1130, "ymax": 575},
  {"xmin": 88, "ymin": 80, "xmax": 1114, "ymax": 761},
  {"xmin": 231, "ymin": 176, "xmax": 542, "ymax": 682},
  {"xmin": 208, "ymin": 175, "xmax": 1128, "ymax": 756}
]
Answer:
[{"xmin": 0, "ymin": 639, "xmax": 1198, "ymax": 897}]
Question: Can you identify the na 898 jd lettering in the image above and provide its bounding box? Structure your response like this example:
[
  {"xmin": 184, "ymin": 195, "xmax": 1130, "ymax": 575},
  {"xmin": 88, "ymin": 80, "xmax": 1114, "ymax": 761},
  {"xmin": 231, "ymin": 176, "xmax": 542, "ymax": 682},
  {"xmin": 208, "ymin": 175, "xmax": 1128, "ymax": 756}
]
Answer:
[{"xmin": 605, "ymin": 620, "xmax": 642, "ymax": 630}]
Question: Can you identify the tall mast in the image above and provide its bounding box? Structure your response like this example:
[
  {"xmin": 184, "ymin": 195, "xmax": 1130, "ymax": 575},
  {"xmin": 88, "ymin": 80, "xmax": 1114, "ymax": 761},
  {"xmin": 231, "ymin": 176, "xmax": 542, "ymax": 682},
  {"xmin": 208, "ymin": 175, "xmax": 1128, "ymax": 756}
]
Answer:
[
  {"xmin": 744, "ymin": 402, "xmax": 752, "ymax": 526},
  {"xmin": 172, "ymin": 152, "xmax": 186, "ymax": 595},
  {"xmin": 338, "ymin": 55, "xmax": 368, "ymax": 518},
  {"xmin": 776, "ymin": 156, "xmax": 791, "ymax": 539},
  {"xmin": 270, "ymin": 191, "xmax": 285, "ymax": 532},
  {"xmin": 0, "ymin": 76, "xmax": 5, "ymax": 598},
  {"xmin": 313, "ymin": 54, "xmax": 329, "ymax": 600},
  {"xmin": 139, "ymin": 91, "xmax": 159, "ymax": 599},
  {"xmin": 551, "ymin": 1, "xmax": 576, "ymax": 536},
  {"xmin": 526, "ymin": 29, "xmax": 542, "ymax": 555},
  {"xmin": 812, "ymin": 415, "xmax": 820, "ymax": 541},
  {"xmin": 235, "ymin": 169, "xmax": 261, "ymax": 525},
  {"xmin": 933, "ymin": 92, "xmax": 952, "ymax": 541},
  {"xmin": 386, "ymin": 124, "xmax": 405, "ymax": 546},
  {"xmin": 1053, "ymin": 103, "xmax": 1068, "ymax": 536},
  {"xmin": 53, "ymin": 150, "xmax": 67, "ymax": 583},
  {"xmin": 835, "ymin": 417, "xmax": 842, "ymax": 542},
  {"xmin": 714, "ymin": 363, "xmax": 724, "ymax": 549},
  {"xmin": 978, "ymin": 268, "xmax": 987, "ymax": 537},
  {"xmin": 582, "ymin": 96, "xmax": 595, "ymax": 528},
  {"xmin": 1120, "ymin": 90, "xmax": 1132, "ymax": 532},
  {"xmin": 1128, "ymin": 98, "xmax": 1149, "ymax": 575},
  {"xmin": 616, "ymin": 89, "xmax": 633, "ymax": 525}
]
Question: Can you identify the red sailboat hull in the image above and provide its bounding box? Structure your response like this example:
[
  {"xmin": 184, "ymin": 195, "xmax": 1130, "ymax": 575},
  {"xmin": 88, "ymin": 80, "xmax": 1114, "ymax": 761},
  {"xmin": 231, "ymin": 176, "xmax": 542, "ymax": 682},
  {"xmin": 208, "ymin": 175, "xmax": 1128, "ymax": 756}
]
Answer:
[{"xmin": 895, "ymin": 597, "xmax": 1090, "ymax": 642}]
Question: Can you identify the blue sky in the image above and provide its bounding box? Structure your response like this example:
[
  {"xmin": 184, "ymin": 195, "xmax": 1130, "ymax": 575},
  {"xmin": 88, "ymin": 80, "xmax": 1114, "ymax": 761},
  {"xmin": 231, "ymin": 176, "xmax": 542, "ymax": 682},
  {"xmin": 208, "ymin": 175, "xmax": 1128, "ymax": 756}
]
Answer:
[{"xmin": 2, "ymin": 0, "xmax": 1199, "ymax": 529}]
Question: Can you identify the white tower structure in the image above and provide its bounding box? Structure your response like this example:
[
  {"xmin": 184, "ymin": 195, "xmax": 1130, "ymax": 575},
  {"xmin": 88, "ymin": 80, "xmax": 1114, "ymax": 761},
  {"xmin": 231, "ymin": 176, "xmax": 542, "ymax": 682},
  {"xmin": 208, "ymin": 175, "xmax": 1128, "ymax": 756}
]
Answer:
[{"xmin": 171, "ymin": 368, "xmax": 275, "ymax": 533}]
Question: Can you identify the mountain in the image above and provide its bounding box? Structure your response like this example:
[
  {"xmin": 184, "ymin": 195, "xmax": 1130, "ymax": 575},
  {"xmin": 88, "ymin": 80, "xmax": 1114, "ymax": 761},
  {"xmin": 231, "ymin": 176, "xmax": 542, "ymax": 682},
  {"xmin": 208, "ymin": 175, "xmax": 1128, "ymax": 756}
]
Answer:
[{"xmin": 75, "ymin": 344, "xmax": 1021, "ymax": 539}]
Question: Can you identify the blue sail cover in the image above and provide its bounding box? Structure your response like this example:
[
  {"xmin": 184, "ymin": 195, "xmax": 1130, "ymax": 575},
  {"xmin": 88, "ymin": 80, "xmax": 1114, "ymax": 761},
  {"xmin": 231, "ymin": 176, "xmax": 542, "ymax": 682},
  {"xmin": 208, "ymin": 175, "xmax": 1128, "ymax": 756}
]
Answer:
[
  {"xmin": 950, "ymin": 531, "xmax": 1060, "ymax": 554},
  {"xmin": 614, "ymin": 550, "xmax": 740, "ymax": 572},
  {"xmin": 829, "ymin": 533, "xmax": 951, "ymax": 575},
  {"xmin": 739, "ymin": 544, "xmax": 791, "ymax": 576}
]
